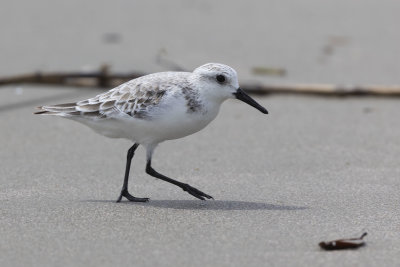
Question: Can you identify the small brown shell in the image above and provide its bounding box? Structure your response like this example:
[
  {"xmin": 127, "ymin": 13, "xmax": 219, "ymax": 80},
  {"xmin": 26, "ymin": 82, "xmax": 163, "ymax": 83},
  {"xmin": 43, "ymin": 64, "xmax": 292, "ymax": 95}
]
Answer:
[{"xmin": 319, "ymin": 232, "xmax": 367, "ymax": 250}]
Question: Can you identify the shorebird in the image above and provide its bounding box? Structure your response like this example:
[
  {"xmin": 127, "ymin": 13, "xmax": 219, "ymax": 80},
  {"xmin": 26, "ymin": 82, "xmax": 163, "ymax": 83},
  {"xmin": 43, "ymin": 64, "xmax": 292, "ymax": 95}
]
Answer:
[{"xmin": 35, "ymin": 63, "xmax": 268, "ymax": 202}]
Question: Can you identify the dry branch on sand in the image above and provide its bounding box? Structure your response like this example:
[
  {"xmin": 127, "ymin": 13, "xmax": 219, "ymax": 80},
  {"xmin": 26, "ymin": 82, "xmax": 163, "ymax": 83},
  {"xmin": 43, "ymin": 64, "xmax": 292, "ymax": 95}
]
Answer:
[{"xmin": 1, "ymin": 65, "xmax": 400, "ymax": 97}]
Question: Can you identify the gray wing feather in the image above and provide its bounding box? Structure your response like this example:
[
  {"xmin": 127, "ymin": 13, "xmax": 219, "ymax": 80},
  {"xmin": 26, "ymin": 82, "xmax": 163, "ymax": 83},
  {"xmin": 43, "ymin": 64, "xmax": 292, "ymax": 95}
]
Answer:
[{"xmin": 35, "ymin": 78, "xmax": 171, "ymax": 120}]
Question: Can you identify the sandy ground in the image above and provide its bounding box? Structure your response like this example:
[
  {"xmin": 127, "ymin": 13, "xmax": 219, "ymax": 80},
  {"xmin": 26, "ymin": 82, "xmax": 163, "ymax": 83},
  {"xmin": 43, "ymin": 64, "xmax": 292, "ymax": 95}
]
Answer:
[
  {"xmin": 1, "ymin": 86, "xmax": 400, "ymax": 266},
  {"xmin": 1, "ymin": 1, "xmax": 400, "ymax": 267}
]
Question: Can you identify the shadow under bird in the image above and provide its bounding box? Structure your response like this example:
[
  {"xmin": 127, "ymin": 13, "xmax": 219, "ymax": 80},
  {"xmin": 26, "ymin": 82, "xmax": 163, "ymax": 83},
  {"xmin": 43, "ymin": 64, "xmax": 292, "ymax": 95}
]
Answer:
[{"xmin": 35, "ymin": 63, "xmax": 268, "ymax": 202}]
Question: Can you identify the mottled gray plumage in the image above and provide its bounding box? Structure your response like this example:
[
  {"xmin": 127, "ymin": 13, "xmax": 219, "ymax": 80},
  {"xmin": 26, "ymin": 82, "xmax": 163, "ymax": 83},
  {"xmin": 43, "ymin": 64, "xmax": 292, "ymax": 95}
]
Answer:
[{"xmin": 36, "ymin": 71, "xmax": 202, "ymax": 120}]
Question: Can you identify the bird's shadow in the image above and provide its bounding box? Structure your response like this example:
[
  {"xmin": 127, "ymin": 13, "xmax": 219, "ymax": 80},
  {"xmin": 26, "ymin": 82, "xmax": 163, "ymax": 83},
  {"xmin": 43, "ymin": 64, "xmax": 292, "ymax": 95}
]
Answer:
[{"xmin": 85, "ymin": 199, "xmax": 307, "ymax": 211}]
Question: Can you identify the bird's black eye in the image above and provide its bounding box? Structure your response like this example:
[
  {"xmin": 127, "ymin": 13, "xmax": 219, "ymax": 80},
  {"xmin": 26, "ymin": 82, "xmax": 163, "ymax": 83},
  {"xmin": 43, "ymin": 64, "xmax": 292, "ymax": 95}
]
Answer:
[{"xmin": 216, "ymin": 74, "xmax": 226, "ymax": 83}]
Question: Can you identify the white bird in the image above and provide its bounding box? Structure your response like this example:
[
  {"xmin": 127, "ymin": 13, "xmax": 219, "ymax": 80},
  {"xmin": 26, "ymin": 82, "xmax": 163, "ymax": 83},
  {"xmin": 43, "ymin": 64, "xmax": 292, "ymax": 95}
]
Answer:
[{"xmin": 35, "ymin": 63, "xmax": 268, "ymax": 202}]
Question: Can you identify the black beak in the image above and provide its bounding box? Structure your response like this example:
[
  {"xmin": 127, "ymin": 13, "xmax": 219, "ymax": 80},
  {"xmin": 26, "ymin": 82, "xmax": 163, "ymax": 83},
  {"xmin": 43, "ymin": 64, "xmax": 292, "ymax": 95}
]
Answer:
[{"xmin": 233, "ymin": 88, "xmax": 268, "ymax": 114}]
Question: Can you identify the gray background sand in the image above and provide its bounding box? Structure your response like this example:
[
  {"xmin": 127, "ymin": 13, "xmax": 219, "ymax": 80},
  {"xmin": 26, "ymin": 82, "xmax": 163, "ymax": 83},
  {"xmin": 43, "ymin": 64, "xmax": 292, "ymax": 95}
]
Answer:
[{"xmin": 1, "ymin": 1, "xmax": 400, "ymax": 266}]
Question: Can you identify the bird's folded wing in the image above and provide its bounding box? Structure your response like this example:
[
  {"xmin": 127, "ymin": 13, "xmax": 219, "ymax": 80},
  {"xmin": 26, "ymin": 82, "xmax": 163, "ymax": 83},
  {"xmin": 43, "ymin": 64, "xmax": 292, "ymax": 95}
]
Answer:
[{"xmin": 36, "ymin": 81, "xmax": 168, "ymax": 120}]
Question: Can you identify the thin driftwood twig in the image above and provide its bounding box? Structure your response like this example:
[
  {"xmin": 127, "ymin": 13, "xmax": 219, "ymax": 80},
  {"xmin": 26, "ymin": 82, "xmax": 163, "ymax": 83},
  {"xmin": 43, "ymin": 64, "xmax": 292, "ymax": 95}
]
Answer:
[{"xmin": 1, "ymin": 65, "xmax": 400, "ymax": 97}]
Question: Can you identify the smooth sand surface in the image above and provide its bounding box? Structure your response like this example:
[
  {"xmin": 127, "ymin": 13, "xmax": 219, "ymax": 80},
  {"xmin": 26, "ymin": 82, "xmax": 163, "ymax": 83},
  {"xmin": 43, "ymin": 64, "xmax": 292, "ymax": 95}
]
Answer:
[{"xmin": 1, "ymin": 86, "xmax": 399, "ymax": 266}]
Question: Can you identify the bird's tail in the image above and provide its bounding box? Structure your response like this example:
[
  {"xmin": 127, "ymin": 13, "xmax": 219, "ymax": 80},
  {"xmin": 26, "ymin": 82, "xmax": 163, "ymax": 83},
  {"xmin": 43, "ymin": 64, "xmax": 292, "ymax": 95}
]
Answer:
[{"xmin": 34, "ymin": 102, "xmax": 80, "ymax": 116}]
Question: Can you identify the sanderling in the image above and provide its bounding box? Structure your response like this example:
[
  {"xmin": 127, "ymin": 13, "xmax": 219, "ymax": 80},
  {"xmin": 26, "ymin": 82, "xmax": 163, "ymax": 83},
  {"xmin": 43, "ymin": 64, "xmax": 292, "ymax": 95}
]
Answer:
[{"xmin": 35, "ymin": 63, "xmax": 268, "ymax": 202}]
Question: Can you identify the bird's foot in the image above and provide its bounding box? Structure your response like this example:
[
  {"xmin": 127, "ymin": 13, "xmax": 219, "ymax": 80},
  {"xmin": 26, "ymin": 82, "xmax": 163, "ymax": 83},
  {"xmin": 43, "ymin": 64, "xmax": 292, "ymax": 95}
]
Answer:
[
  {"xmin": 116, "ymin": 189, "xmax": 149, "ymax": 203},
  {"xmin": 182, "ymin": 184, "xmax": 213, "ymax": 200}
]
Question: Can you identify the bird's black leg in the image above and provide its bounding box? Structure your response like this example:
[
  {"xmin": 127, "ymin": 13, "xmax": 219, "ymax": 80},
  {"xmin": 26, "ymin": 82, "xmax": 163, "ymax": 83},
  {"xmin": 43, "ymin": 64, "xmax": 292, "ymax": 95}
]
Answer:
[
  {"xmin": 145, "ymin": 159, "xmax": 213, "ymax": 200},
  {"xmin": 116, "ymin": 143, "xmax": 149, "ymax": 202}
]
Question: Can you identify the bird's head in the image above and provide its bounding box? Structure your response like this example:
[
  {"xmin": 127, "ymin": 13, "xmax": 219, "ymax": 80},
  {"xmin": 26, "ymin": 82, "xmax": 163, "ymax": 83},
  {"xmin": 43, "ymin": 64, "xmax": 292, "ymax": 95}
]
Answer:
[{"xmin": 192, "ymin": 63, "xmax": 268, "ymax": 114}]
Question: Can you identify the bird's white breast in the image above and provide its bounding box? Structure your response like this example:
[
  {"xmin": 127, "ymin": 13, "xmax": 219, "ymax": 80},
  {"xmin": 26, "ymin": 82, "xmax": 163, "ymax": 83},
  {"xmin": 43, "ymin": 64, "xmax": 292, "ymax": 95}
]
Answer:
[
  {"xmin": 75, "ymin": 92, "xmax": 221, "ymax": 145},
  {"xmin": 126, "ymin": 94, "xmax": 221, "ymax": 144}
]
